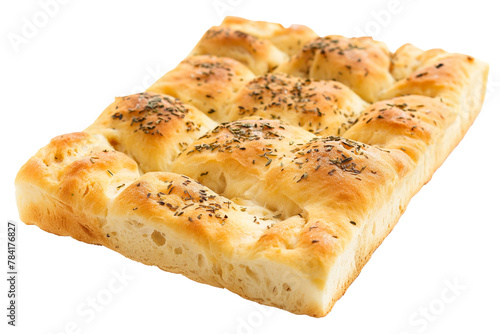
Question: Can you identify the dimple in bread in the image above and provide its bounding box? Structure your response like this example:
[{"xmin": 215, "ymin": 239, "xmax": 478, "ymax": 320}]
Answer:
[{"xmin": 15, "ymin": 16, "xmax": 489, "ymax": 317}]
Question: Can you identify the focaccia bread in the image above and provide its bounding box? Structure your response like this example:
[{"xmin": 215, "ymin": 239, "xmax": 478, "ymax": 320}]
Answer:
[{"xmin": 15, "ymin": 16, "xmax": 489, "ymax": 317}]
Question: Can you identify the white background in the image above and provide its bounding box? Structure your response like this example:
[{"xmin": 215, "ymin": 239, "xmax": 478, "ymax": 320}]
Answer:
[{"xmin": 1, "ymin": 0, "xmax": 499, "ymax": 333}]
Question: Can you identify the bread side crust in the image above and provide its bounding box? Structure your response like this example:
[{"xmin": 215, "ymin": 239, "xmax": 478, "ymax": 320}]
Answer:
[{"xmin": 16, "ymin": 183, "xmax": 107, "ymax": 246}]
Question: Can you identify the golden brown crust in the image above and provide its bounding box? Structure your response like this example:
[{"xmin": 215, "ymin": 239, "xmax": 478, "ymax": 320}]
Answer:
[
  {"xmin": 226, "ymin": 73, "xmax": 368, "ymax": 135},
  {"xmin": 147, "ymin": 55, "xmax": 255, "ymax": 121},
  {"xmin": 86, "ymin": 92, "xmax": 216, "ymax": 172},
  {"xmin": 189, "ymin": 27, "xmax": 289, "ymax": 75},
  {"xmin": 275, "ymin": 35, "xmax": 395, "ymax": 102},
  {"xmin": 390, "ymin": 44, "xmax": 425, "ymax": 80},
  {"xmin": 383, "ymin": 50, "xmax": 479, "ymax": 106},
  {"xmin": 15, "ymin": 17, "xmax": 489, "ymax": 317},
  {"xmin": 15, "ymin": 132, "xmax": 139, "ymax": 245},
  {"xmin": 220, "ymin": 16, "xmax": 319, "ymax": 56},
  {"xmin": 171, "ymin": 119, "xmax": 313, "ymax": 185},
  {"xmin": 344, "ymin": 95, "xmax": 454, "ymax": 162}
]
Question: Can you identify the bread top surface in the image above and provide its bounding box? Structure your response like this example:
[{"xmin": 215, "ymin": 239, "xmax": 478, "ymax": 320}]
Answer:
[
  {"xmin": 86, "ymin": 92, "xmax": 217, "ymax": 173},
  {"xmin": 16, "ymin": 131, "xmax": 139, "ymax": 216},
  {"xmin": 275, "ymin": 35, "xmax": 395, "ymax": 102},
  {"xmin": 16, "ymin": 17, "xmax": 488, "ymax": 292},
  {"xmin": 147, "ymin": 55, "xmax": 255, "ymax": 122},
  {"xmin": 189, "ymin": 26, "xmax": 289, "ymax": 75},
  {"xmin": 226, "ymin": 73, "xmax": 368, "ymax": 136},
  {"xmin": 220, "ymin": 16, "xmax": 319, "ymax": 56}
]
